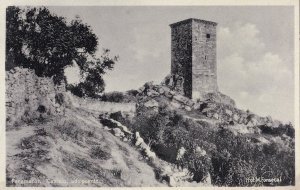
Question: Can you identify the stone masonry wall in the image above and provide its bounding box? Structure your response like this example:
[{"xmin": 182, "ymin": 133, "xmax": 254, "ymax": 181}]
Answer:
[
  {"xmin": 6, "ymin": 67, "xmax": 66, "ymax": 128},
  {"xmin": 170, "ymin": 20, "xmax": 193, "ymax": 98},
  {"xmin": 66, "ymin": 92, "xmax": 136, "ymax": 114},
  {"xmin": 192, "ymin": 20, "xmax": 218, "ymax": 99}
]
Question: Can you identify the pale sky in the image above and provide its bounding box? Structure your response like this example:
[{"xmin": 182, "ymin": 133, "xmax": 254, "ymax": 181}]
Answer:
[{"xmin": 48, "ymin": 6, "xmax": 294, "ymax": 123}]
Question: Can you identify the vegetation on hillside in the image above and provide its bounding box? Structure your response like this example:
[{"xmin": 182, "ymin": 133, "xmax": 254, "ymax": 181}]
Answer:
[
  {"xmin": 114, "ymin": 105, "xmax": 295, "ymax": 186},
  {"xmin": 6, "ymin": 108, "xmax": 163, "ymax": 187}
]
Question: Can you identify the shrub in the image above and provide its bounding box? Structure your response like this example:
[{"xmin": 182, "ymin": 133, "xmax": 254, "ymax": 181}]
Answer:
[
  {"xmin": 126, "ymin": 89, "xmax": 139, "ymax": 97},
  {"xmin": 111, "ymin": 169, "xmax": 122, "ymax": 179},
  {"xmin": 259, "ymin": 124, "xmax": 295, "ymax": 138},
  {"xmin": 90, "ymin": 146, "xmax": 111, "ymax": 160},
  {"xmin": 55, "ymin": 93, "xmax": 64, "ymax": 105},
  {"xmin": 67, "ymin": 84, "xmax": 85, "ymax": 98},
  {"xmin": 37, "ymin": 105, "xmax": 46, "ymax": 113},
  {"xmin": 101, "ymin": 92, "xmax": 125, "ymax": 102},
  {"xmin": 73, "ymin": 157, "xmax": 91, "ymax": 171}
]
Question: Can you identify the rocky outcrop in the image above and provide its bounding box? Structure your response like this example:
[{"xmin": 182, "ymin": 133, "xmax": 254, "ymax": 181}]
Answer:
[{"xmin": 135, "ymin": 81, "xmax": 280, "ymax": 128}]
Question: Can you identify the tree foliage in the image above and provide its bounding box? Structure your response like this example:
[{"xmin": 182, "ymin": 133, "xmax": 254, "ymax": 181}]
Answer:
[{"xmin": 6, "ymin": 6, "xmax": 117, "ymax": 96}]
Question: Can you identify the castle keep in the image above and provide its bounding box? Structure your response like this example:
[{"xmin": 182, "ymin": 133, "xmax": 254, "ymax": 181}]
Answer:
[{"xmin": 170, "ymin": 18, "xmax": 218, "ymax": 99}]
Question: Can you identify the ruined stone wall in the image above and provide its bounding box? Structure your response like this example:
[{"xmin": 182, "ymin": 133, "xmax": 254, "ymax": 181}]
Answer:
[
  {"xmin": 6, "ymin": 67, "xmax": 66, "ymax": 128},
  {"xmin": 170, "ymin": 20, "xmax": 193, "ymax": 98},
  {"xmin": 66, "ymin": 92, "xmax": 136, "ymax": 114},
  {"xmin": 192, "ymin": 20, "xmax": 218, "ymax": 99}
]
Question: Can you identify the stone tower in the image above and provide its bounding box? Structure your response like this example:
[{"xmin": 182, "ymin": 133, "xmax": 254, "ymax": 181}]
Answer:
[{"xmin": 170, "ymin": 18, "xmax": 218, "ymax": 99}]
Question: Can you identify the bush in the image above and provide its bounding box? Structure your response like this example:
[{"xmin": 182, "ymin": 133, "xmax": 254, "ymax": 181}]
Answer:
[
  {"xmin": 55, "ymin": 93, "xmax": 64, "ymax": 105},
  {"xmin": 126, "ymin": 89, "xmax": 139, "ymax": 97},
  {"xmin": 101, "ymin": 92, "xmax": 125, "ymax": 102},
  {"xmin": 37, "ymin": 105, "xmax": 46, "ymax": 113},
  {"xmin": 259, "ymin": 124, "xmax": 295, "ymax": 138},
  {"xmin": 67, "ymin": 84, "xmax": 84, "ymax": 98},
  {"xmin": 90, "ymin": 146, "xmax": 111, "ymax": 160}
]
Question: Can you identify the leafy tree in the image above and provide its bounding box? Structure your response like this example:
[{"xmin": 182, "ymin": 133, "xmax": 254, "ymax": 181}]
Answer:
[{"xmin": 6, "ymin": 6, "xmax": 117, "ymax": 96}]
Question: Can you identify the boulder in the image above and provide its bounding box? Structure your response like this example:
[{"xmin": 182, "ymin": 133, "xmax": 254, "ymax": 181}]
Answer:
[
  {"xmin": 185, "ymin": 100, "xmax": 195, "ymax": 107},
  {"xmin": 137, "ymin": 86, "xmax": 145, "ymax": 93},
  {"xmin": 193, "ymin": 103, "xmax": 201, "ymax": 110},
  {"xmin": 144, "ymin": 99, "xmax": 159, "ymax": 108},
  {"xmin": 206, "ymin": 112, "xmax": 213, "ymax": 118},
  {"xmin": 169, "ymin": 91, "xmax": 175, "ymax": 95},
  {"xmin": 233, "ymin": 114, "xmax": 240, "ymax": 121},
  {"xmin": 165, "ymin": 91, "xmax": 174, "ymax": 99},
  {"xmin": 170, "ymin": 101, "xmax": 181, "ymax": 109},
  {"xmin": 247, "ymin": 118, "xmax": 258, "ymax": 127},
  {"xmin": 225, "ymin": 109, "xmax": 233, "ymax": 116},
  {"xmin": 161, "ymin": 86, "xmax": 170, "ymax": 93},
  {"xmin": 135, "ymin": 137, "xmax": 144, "ymax": 146},
  {"xmin": 144, "ymin": 147, "xmax": 156, "ymax": 159},
  {"xmin": 213, "ymin": 113, "xmax": 219, "ymax": 120},
  {"xmin": 161, "ymin": 165, "xmax": 173, "ymax": 176},
  {"xmin": 139, "ymin": 142, "xmax": 148, "ymax": 150},
  {"xmin": 201, "ymin": 107, "xmax": 210, "ymax": 113},
  {"xmin": 176, "ymin": 147, "xmax": 186, "ymax": 160},
  {"xmin": 112, "ymin": 128, "xmax": 124, "ymax": 137},
  {"xmin": 257, "ymin": 136, "xmax": 270, "ymax": 144},
  {"xmin": 173, "ymin": 95, "xmax": 188, "ymax": 104},
  {"xmin": 110, "ymin": 119, "xmax": 132, "ymax": 134},
  {"xmin": 184, "ymin": 106, "xmax": 192, "ymax": 111},
  {"xmin": 158, "ymin": 88, "xmax": 165, "ymax": 94},
  {"xmin": 147, "ymin": 90, "xmax": 160, "ymax": 97},
  {"xmin": 238, "ymin": 116, "xmax": 245, "ymax": 124},
  {"xmin": 195, "ymin": 146, "xmax": 207, "ymax": 156},
  {"xmin": 135, "ymin": 132, "xmax": 140, "ymax": 138},
  {"xmin": 169, "ymin": 176, "xmax": 176, "ymax": 187}
]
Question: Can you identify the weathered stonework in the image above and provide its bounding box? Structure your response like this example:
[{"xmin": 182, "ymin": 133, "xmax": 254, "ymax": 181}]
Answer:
[
  {"xmin": 170, "ymin": 18, "xmax": 218, "ymax": 99},
  {"xmin": 6, "ymin": 67, "xmax": 66, "ymax": 128}
]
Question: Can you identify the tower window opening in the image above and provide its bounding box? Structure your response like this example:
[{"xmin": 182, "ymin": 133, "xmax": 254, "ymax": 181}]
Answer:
[{"xmin": 206, "ymin": 34, "xmax": 210, "ymax": 38}]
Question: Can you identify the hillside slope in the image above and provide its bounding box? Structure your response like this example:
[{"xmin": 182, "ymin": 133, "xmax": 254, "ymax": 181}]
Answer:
[
  {"xmin": 6, "ymin": 68, "xmax": 295, "ymax": 187},
  {"xmin": 106, "ymin": 81, "xmax": 295, "ymax": 186},
  {"xmin": 6, "ymin": 107, "xmax": 164, "ymax": 187}
]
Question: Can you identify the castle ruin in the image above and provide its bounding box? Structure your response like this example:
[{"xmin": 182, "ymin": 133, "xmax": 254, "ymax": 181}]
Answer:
[{"xmin": 170, "ymin": 18, "xmax": 218, "ymax": 100}]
